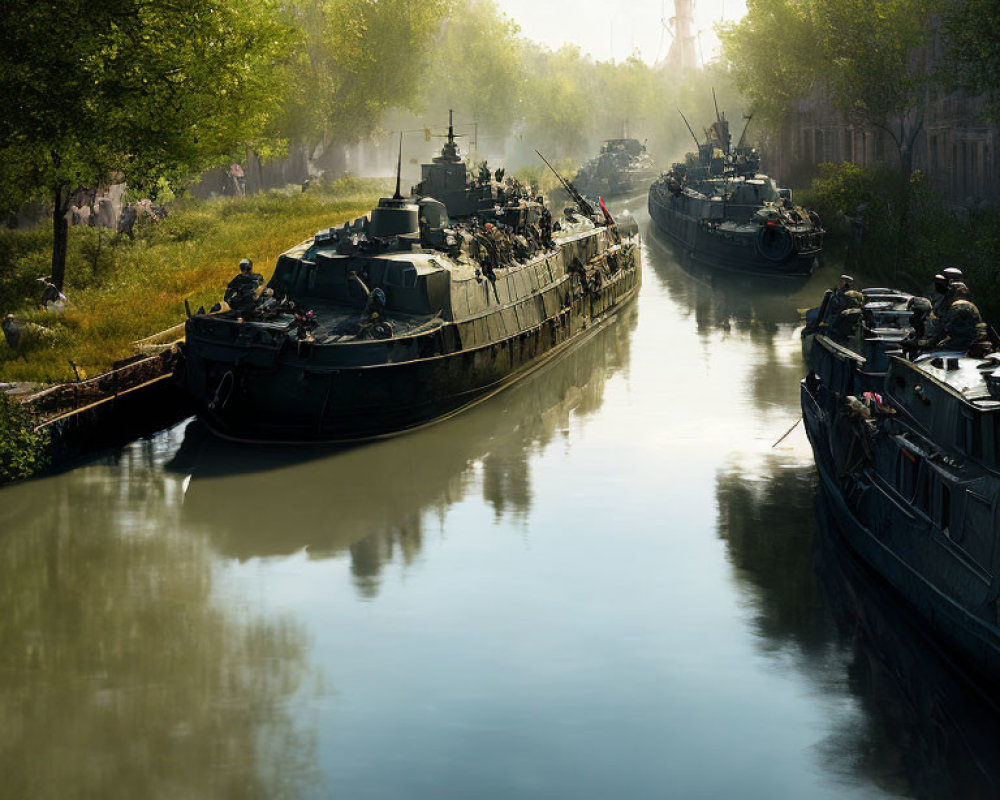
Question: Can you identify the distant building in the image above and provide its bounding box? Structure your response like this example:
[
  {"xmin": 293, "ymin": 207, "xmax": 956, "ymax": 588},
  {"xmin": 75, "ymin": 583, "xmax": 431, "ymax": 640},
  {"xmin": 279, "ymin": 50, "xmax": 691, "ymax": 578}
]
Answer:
[{"xmin": 763, "ymin": 15, "xmax": 999, "ymax": 205}]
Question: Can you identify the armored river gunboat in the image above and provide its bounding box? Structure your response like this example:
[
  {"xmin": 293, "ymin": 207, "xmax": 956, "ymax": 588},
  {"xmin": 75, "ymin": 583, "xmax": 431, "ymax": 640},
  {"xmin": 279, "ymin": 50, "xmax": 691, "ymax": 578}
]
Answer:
[
  {"xmin": 648, "ymin": 107, "xmax": 823, "ymax": 276},
  {"xmin": 573, "ymin": 138, "xmax": 658, "ymax": 200},
  {"xmin": 800, "ymin": 282, "xmax": 1000, "ymax": 685},
  {"xmin": 180, "ymin": 126, "xmax": 641, "ymax": 442}
]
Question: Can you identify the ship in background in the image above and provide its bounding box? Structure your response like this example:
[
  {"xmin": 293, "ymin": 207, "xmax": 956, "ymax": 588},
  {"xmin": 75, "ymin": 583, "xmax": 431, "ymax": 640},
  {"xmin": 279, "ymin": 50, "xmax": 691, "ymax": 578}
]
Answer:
[
  {"xmin": 648, "ymin": 101, "xmax": 824, "ymax": 276},
  {"xmin": 573, "ymin": 136, "xmax": 659, "ymax": 200}
]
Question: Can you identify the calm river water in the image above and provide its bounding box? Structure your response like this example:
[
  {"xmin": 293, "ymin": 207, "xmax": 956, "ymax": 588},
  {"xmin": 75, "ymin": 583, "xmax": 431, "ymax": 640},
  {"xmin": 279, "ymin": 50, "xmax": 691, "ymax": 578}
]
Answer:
[{"xmin": 3, "ymin": 201, "xmax": 1000, "ymax": 799}]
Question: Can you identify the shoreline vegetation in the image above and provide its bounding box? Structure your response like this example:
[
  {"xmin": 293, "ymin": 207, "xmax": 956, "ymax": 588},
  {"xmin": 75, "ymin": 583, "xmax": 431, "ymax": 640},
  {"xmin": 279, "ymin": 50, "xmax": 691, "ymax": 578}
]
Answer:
[
  {"xmin": 797, "ymin": 163, "xmax": 1000, "ymax": 320},
  {"xmin": 0, "ymin": 177, "xmax": 390, "ymax": 385}
]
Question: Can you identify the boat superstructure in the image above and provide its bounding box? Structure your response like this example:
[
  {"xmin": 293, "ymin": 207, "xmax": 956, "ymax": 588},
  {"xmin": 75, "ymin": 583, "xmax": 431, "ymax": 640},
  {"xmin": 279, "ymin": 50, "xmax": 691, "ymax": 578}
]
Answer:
[{"xmin": 180, "ymin": 130, "xmax": 641, "ymax": 442}]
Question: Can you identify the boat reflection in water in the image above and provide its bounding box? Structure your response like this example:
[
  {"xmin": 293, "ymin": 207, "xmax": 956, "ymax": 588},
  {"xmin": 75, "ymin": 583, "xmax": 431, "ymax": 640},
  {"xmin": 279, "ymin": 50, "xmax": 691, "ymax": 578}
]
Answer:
[
  {"xmin": 814, "ymin": 491, "xmax": 1000, "ymax": 799},
  {"xmin": 0, "ymin": 431, "xmax": 318, "ymax": 800},
  {"xmin": 646, "ymin": 225, "xmax": 821, "ymax": 415},
  {"xmin": 716, "ymin": 459, "xmax": 1000, "ymax": 798},
  {"xmin": 169, "ymin": 305, "xmax": 637, "ymax": 597}
]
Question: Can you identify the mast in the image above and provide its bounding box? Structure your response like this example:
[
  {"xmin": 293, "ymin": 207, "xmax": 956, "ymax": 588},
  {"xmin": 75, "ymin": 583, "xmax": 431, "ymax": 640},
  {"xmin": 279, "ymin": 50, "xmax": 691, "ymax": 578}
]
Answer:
[
  {"xmin": 663, "ymin": 0, "xmax": 698, "ymax": 71},
  {"xmin": 393, "ymin": 133, "xmax": 403, "ymax": 199}
]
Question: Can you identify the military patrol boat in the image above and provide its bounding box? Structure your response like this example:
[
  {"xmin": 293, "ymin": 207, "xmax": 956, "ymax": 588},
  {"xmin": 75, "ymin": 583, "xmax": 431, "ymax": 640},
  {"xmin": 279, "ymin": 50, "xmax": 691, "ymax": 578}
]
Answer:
[
  {"xmin": 800, "ymin": 282, "xmax": 1000, "ymax": 685},
  {"xmin": 180, "ymin": 131, "xmax": 641, "ymax": 442},
  {"xmin": 573, "ymin": 138, "xmax": 658, "ymax": 200},
  {"xmin": 648, "ymin": 106, "xmax": 823, "ymax": 276}
]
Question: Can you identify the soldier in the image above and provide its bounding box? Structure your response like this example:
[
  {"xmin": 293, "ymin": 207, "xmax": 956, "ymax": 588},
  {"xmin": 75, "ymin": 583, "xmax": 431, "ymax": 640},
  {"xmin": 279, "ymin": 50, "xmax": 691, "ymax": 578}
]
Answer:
[
  {"xmin": 36, "ymin": 276, "xmax": 66, "ymax": 311},
  {"xmin": 927, "ymin": 270, "xmax": 971, "ymax": 342},
  {"xmin": 224, "ymin": 258, "xmax": 264, "ymax": 312},
  {"xmin": 539, "ymin": 202, "xmax": 554, "ymax": 249},
  {"xmin": 931, "ymin": 267, "xmax": 965, "ymax": 316},
  {"xmin": 816, "ymin": 275, "xmax": 861, "ymax": 328},
  {"xmin": 933, "ymin": 282, "xmax": 992, "ymax": 354}
]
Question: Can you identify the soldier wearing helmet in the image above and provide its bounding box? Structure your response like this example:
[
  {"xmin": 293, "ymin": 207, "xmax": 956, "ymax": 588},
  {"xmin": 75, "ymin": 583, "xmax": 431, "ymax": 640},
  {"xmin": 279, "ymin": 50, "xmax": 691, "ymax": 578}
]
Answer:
[
  {"xmin": 928, "ymin": 269, "xmax": 974, "ymax": 344},
  {"xmin": 816, "ymin": 274, "xmax": 859, "ymax": 329},
  {"xmin": 225, "ymin": 258, "xmax": 265, "ymax": 312},
  {"xmin": 934, "ymin": 282, "xmax": 991, "ymax": 354}
]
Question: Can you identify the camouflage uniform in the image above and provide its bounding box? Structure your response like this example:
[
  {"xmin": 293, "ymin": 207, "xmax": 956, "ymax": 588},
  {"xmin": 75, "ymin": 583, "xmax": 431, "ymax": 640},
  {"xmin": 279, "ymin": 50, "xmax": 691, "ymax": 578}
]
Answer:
[
  {"xmin": 927, "ymin": 280, "xmax": 973, "ymax": 344},
  {"xmin": 937, "ymin": 297, "xmax": 991, "ymax": 354}
]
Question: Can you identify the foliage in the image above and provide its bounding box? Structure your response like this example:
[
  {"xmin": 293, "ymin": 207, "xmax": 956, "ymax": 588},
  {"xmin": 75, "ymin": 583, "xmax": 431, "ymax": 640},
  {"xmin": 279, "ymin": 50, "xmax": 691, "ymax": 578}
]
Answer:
[
  {"xmin": 718, "ymin": 0, "xmax": 820, "ymax": 131},
  {"xmin": 279, "ymin": 0, "xmax": 453, "ymax": 144},
  {"xmin": 799, "ymin": 162, "xmax": 1000, "ymax": 318},
  {"xmin": 0, "ymin": 394, "xmax": 49, "ymax": 484},
  {"xmin": 945, "ymin": 0, "xmax": 1000, "ymax": 120},
  {"xmin": 421, "ymin": 0, "xmax": 525, "ymax": 140},
  {"xmin": 720, "ymin": 0, "xmax": 944, "ymax": 171},
  {"xmin": 0, "ymin": 179, "xmax": 388, "ymax": 384},
  {"xmin": 0, "ymin": 0, "xmax": 299, "ymax": 288}
]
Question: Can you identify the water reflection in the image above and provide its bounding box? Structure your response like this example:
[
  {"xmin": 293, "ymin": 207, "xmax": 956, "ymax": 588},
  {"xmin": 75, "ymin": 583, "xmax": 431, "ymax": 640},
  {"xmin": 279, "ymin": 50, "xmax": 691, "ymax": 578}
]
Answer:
[
  {"xmin": 716, "ymin": 459, "xmax": 1000, "ymax": 798},
  {"xmin": 643, "ymin": 225, "xmax": 818, "ymax": 415},
  {"xmin": 0, "ymin": 440, "xmax": 317, "ymax": 799},
  {"xmin": 813, "ymin": 493, "xmax": 1000, "ymax": 800},
  {"xmin": 170, "ymin": 306, "xmax": 637, "ymax": 597}
]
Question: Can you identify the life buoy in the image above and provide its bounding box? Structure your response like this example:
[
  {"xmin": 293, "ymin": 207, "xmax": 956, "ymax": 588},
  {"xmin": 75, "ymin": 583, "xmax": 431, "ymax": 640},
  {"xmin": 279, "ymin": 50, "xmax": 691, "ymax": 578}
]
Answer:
[{"xmin": 755, "ymin": 223, "xmax": 794, "ymax": 262}]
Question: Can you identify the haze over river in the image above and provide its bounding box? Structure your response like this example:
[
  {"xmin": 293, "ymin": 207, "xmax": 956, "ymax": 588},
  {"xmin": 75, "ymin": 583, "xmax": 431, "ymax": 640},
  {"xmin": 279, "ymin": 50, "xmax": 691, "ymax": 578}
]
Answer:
[{"xmin": 3, "ymin": 201, "xmax": 1000, "ymax": 799}]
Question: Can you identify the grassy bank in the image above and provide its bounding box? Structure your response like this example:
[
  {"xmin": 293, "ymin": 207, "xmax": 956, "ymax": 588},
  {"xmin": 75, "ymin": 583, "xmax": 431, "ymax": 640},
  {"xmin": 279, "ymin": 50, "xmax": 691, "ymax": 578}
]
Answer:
[
  {"xmin": 0, "ymin": 177, "xmax": 390, "ymax": 384},
  {"xmin": 797, "ymin": 163, "xmax": 1000, "ymax": 319}
]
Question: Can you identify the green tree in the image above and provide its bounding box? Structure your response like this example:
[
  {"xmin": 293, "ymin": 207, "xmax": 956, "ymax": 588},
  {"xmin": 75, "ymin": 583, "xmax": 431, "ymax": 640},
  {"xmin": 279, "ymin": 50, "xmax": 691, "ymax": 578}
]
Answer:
[
  {"xmin": 945, "ymin": 0, "xmax": 1000, "ymax": 120},
  {"xmin": 815, "ymin": 0, "xmax": 942, "ymax": 176},
  {"xmin": 420, "ymin": 0, "xmax": 525, "ymax": 141},
  {"xmin": 718, "ymin": 0, "xmax": 820, "ymax": 133},
  {"xmin": 0, "ymin": 0, "xmax": 296, "ymax": 290},
  {"xmin": 278, "ymin": 0, "xmax": 453, "ymax": 153},
  {"xmin": 721, "ymin": 0, "xmax": 943, "ymax": 175}
]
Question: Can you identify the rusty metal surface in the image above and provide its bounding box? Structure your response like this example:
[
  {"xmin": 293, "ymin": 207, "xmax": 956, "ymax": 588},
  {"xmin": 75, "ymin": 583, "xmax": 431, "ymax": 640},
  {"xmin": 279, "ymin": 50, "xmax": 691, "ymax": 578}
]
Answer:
[{"xmin": 19, "ymin": 348, "xmax": 179, "ymax": 425}]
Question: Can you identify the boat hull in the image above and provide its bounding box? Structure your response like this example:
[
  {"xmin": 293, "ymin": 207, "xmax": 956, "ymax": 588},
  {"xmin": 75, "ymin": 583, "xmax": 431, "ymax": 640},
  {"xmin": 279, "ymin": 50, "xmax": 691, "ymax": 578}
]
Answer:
[
  {"xmin": 648, "ymin": 189, "xmax": 819, "ymax": 276},
  {"xmin": 182, "ymin": 259, "xmax": 640, "ymax": 443},
  {"xmin": 801, "ymin": 379, "xmax": 1000, "ymax": 685}
]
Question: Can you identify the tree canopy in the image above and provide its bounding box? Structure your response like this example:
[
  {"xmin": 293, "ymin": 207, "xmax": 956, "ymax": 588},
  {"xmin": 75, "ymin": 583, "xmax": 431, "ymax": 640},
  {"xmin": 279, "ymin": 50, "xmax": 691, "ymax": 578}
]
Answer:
[
  {"xmin": 720, "ymin": 0, "xmax": 944, "ymax": 171},
  {"xmin": 0, "ymin": 0, "xmax": 297, "ymax": 287},
  {"xmin": 946, "ymin": 0, "xmax": 1000, "ymax": 120}
]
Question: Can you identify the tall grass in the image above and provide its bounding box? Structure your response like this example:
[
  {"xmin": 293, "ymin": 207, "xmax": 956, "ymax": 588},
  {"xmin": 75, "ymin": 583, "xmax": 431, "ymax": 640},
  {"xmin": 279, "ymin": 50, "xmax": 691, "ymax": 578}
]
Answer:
[{"xmin": 0, "ymin": 178, "xmax": 389, "ymax": 383}]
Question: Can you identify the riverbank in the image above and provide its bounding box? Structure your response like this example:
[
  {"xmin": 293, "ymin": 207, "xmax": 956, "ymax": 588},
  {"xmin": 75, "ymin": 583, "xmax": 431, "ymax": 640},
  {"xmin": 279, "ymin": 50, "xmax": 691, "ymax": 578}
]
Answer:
[
  {"xmin": 797, "ymin": 163, "xmax": 1000, "ymax": 317},
  {"xmin": 0, "ymin": 177, "xmax": 390, "ymax": 385},
  {"xmin": 0, "ymin": 178, "xmax": 389, "ymax": 485}
]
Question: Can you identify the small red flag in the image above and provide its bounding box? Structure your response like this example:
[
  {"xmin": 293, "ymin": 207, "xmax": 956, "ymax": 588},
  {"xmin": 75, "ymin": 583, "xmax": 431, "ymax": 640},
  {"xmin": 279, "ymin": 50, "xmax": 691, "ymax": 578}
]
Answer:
[{"xmin": 598, "ymin": 196, "xmax": 614, "ymax": 225}]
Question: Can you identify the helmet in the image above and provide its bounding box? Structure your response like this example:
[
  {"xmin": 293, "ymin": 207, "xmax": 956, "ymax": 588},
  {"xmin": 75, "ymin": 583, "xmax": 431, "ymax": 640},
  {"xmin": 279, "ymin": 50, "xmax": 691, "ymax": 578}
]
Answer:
[
  {"xmin": 933, "ymin": 273, "xmax": 948, "ymax": 293},
  {"xmin": 838, "ymin": 274, "xmax": 854, "ymax": 290},
  {"xmin": 843, "ymin": 289, "xmax": 864, "ymax": 307},
  {"xmin": 942, "ymin": 267, "xmax": 964, "ymax": 282},
  {"xmin": 907, "ymin": 296, "xmax": 932, "ymax": 314},
  {"xmin": 951, "ymin": 281, "xmax": 971, "ymax": 299},
  {"xmin": 239, "ymin": 258, "xmax": 252, "ymax": 271}
]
